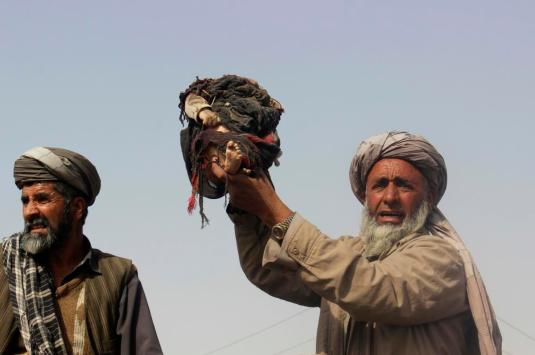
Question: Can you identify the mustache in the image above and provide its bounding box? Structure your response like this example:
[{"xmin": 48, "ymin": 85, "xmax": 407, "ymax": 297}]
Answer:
[{"xmin": 24, "ymin": 217, "xmax": 50, "ymax": 232}]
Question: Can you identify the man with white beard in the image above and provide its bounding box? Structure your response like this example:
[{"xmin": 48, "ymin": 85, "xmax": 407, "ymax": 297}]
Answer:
[
  {"xmin": 210, "ymin": 131, "xmax": 501, "ymax": 355},
  {"xmin": 0, "ymin": 147, "xmax": 162, "ymax": 354}
]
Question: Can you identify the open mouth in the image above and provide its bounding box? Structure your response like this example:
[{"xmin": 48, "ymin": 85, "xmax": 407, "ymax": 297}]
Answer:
[
  {"xmin": 25, "ymin": 218, "xmax": 49, "ymax": 233},
  {"xmin": 377, "ymin": 211, "xmax": 404, "ymax": 223},
  {"xmin": 378, "ymin": 211, "xmax": 403, "ymax": 217},
  {"xmin": 30, "ymin": 224, "xmax": 46, "ymax": 230}
]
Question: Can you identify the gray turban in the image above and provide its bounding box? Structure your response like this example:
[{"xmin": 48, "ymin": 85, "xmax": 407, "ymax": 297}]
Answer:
[
  {"xmin": 349, "ymin": 131, "xmax": 447, "ymax": 204},
  {"xmin": 13, "ymin": 147, "xmax": 101, "ymax": 206}
]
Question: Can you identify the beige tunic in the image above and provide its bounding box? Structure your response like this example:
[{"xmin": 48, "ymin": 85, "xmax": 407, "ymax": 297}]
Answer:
[{"xmin": 230, "ymin": 211, "xmax": 480, "ymax": 355}]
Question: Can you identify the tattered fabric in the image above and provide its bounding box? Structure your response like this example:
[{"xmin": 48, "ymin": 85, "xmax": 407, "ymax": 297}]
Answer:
[
  {"xmin": 179, "ymin": 75, "xmax": 284, "ymax": 197},
  {"xmin": 348, "ymin": 131, "xmax": 502, "ymax": 355},
  {"xmin": 179, "ymin": 75, "xmax": 283, "ymax": 137},
  {"xmin": 179, "ymin": 75, "xmax": 284, "ymax": 225}
]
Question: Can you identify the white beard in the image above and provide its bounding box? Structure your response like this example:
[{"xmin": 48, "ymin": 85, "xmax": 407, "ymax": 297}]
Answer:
[{"xmin": 360, "ymin": 201, "xmax": 430, "ymax": 258}]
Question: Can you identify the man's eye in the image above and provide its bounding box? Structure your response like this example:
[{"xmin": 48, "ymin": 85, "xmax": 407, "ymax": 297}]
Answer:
[
  {"xmin": 35, "ymin": 195, "xmax": 51, "ymax": 203},
  {"xmin": 394, "ymin": 179, "xmax": 412, "ymax": 190},
  {"xmin": 398, "ymin": 183, "xmax": 413, "ymax": 190}
]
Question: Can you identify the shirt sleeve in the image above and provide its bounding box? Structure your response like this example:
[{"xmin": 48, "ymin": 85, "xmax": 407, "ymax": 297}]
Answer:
[
  {"xmin": 229, "ymin": 210, "xmax": 321, "ymax": 307},
  {"xmin": 184, "ymin": 93, "xmax": 212, "ymax": 122},
  {"xmin": 116, "ymin": 270, "xmax": 163, "ymax": 355},
  {"xmin": 264, "ymin": 213, "xmax": 468, "ymax": 326}
]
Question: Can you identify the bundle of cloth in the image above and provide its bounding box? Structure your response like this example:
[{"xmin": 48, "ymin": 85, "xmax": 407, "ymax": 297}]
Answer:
[{"xmin": 179, "ymin": 75, "xmax": 284, "ymax": 226}]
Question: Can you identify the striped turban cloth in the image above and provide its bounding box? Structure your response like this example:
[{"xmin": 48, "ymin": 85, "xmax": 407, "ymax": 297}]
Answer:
[{"xmin": 13, "ymin": 147, "xmax": 101, "ymax": 205}]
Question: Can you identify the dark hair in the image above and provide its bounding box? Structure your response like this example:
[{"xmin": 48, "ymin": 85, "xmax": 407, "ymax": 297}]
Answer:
[{"xmin": 53, "ymin": 181, "xmax": 89, "ymax": 224}]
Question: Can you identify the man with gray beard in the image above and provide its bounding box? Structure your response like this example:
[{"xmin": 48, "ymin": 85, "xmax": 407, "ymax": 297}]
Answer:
[
  {"xmin": 20, "ymin": 181, "xmax": 73, "ymax": 256},
  {"xmin": 210, "ymin": 131, "xmax": 501, "ymax": 355},
  {"xmin": 0, "ymin": 147, "xmax": 162, "ymax": 354}
]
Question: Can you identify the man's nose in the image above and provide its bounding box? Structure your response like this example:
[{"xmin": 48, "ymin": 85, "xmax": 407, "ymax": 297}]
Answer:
[
  {"xmin": 23, "ymin": 201, "xmax": 39, "ymax": 220},
  {"xmin": 383, "ymin": 183, "xmax": 399, "ymax": 205}
]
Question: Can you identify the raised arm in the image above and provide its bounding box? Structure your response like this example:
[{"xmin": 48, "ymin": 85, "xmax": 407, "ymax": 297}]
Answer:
[
  {"xmin": 214, "ymin": 166, "xmax": 468, "ymax": 326},
  {"xmin": 228, "ymin": 209, "xmax": 321, "ymax": 307}
]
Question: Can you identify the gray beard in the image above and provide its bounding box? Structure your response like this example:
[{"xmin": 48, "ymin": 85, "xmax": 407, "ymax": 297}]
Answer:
[
  {"xmin": 360, "ymin": 201, "xmax": 430, "ymax": 258},
  {"xmin": 21, "ymin": 228, "xmax": 59, "ymax": 255},
  {"xmin": 21, "ymin": 209, "xmax": 71, "ymax": 255}
]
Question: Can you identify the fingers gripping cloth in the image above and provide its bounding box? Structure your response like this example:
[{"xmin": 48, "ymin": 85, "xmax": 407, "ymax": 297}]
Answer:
[{"xmin": 178, "ymin": 75, "xmax": 284, "ymax": 226}]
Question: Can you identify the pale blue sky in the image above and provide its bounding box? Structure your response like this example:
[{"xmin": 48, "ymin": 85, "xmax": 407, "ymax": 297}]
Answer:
[{"xmin": 1, "ymin": 1, "xmax": 534, "ymax": 354}]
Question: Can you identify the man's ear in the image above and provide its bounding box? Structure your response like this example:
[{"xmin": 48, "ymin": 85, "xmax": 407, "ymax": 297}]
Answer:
[{"xmin": 71, "ymin": 197, "xmax": 87, "ymax": 222}]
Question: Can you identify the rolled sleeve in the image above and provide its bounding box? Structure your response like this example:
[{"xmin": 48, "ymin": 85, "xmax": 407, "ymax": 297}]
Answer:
[
  {"xmin": 282, "ymin": 213, "xmax": 324, "ymax": 264},
  {"xmin": 229, "ymin": 210, "xmax": 321, "ymax": 307},
  {"xmin": 263, "ymin": 213, "xmax": 318, "ymax": 268}
]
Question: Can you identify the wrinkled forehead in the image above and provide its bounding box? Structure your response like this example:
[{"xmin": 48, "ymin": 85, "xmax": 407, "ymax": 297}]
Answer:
[{"xmin": 367, "ymin": 158, "xmax": 428, "ymax": 183}]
